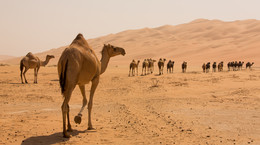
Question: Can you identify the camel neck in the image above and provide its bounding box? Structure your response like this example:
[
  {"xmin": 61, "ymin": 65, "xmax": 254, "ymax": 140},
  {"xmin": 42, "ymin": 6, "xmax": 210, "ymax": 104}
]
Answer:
[
  {"xmin": 100, "ymin": 50, "xmax": 110, "ymax": 75},
  {"xmin": 40, "ymin": 58, "xmax": 50, "ymax": 66}
]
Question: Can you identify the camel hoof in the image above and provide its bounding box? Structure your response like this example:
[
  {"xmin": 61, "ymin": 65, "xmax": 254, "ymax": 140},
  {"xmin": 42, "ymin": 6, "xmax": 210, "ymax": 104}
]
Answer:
[
  {"xmin": 74, "ymin": 115, "xmax": 82, "ymax": 124},
  {"xmin": 87, "ymin": 127, "xmax": 96, "ymax": 130},
  {"xmin": 67, "ymin": 128, "xmax": 73, "ymax": 132},
  {"xmin": 63, "ymin": 132, "xmax": 71, "ymax": 138}
]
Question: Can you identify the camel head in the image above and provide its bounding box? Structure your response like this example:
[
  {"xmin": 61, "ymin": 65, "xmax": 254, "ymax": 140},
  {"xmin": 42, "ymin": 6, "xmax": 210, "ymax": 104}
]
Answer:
[
  {"xmin": 104, "ymin": 44, "xmax": 126, "ymax": 57},
  {"xmin": 46, "ymin": 55, "xmax": 55, "ymax": 60}
]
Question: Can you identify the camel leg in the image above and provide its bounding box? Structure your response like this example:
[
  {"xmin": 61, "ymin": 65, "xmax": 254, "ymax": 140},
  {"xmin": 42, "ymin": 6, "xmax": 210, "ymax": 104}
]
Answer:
[
  {"xmin": 74, "ymin": 85, "xmax": 87, "ymax": 125},
  {"xmin": 128, "ymin": 68, "xmax": 131, "ymax": 77},
  {"xmin": 34, "ymin": 68, "xmax": 37, "ymax": 83},
  {"xmin": 87, "ymin": 76, "xmax": 99, "ymax": 130},
  {"xmin": 20, "ymin": 67, "xmax": 24, "ymax": 84},
  {"xmin": 67, "ymin": 104, "xmax": 72, "ymax": 132},
  {"xmin": 23, "ymin": 67, "xmax": 29, "ymax": 83},
  {"xmin": 61, "ymin": 86, "xmax": 74, "ymax": 138},
  {"xmin": 35, "ymin": 67, "xmax": 40, "ymax": 84},
  {"xmin": 162, "ymin": 67, "xmax": 164, "ymax": 74},
  {"xmin": 137, "ymin": 68, "xmax": 138, "ymax": 76}
]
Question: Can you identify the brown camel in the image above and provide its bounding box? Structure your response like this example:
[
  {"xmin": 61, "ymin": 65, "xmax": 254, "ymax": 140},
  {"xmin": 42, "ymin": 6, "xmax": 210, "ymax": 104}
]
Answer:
[
  {"xmin": 142, "ymin": 59, "xmax": 149, "ymax": 75},
  {"xmin": 129, "ymin": 59, "xmax": 140, "ymax": 76},
  {"xmin": 58, "ymin": 34, "xmax": 125, "ymax": 138},
  {"xmin": 167, "ymin": 60, "xmax": 174, "ymax": 73},
  {"xmin": 182, "ymin": 61, "xmax": 187, "ymax": 73},
  {"xmin": 202, "ymin": 63, "xmax": 206, "ymax": 73},
  {"xmin": 20, "ymin": 52, "xmax": 54, "ymax": 83},
  {"xmin": 158, "ymin": 58, "xmax": 166, "ymax": 75},
  {"xmin": 212, "ymin": 62, "xmax": 217, "ymax": 72},
  {"xmin": 246, "ymin": 62, "xmax": 254, "ymax": 69}
]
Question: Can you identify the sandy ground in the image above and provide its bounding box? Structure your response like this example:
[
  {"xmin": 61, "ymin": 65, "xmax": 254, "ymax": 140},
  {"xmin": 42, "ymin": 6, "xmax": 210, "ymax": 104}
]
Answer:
[{"xmin": 0, "ymin": 65, "xmax": 259, "ymax": 145}]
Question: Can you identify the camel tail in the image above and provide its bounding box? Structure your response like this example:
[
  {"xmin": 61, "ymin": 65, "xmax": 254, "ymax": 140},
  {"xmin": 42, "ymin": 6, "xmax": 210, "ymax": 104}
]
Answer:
[
  {"xmin": 59, "ymin": 60, "xmax": 68, "ymax": 95},
  {"xmin": 20, "ymin": 60, "xmax": 24, "ymax": 72}
]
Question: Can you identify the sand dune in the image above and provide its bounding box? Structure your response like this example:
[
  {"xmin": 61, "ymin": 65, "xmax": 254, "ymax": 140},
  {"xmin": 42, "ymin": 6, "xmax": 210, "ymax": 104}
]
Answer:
[{"xmin": 1, "ymin": 19, "xmax": 260, "ymax": 68}]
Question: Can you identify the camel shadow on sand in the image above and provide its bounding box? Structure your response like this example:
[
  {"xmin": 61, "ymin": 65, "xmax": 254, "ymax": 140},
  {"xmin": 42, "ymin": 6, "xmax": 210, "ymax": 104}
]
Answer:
[{"xmin": 21, "ymin": 129, "xmax": 92, "ymax": 145}]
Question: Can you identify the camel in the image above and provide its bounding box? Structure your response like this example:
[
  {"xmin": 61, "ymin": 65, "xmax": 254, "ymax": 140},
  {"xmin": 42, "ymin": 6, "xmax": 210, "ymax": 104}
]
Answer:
[
  {"xmin": 158, "ymin": 58, "xmax": 166, "ymax": 75},
  {"xmin": 142, "ymin": 59, "xmax": 149, "ymax": 75},
  {"xmin": 167, "ymin": 60, "xmax": 174, "ymax": 73},
  {"xmin": 182, "ymin": 61, "xmax": 187, "ymax": 73},
  {"xmin": 218, "ymin": 61, "xmax": 224, "ymax": 72},
  {"xmin": 205, "ymin": 62, "xmax": 210, "ymax": 73},
  {"xmin": 227, "ymin": 62, "xmax": 232, "ymax": 71},
  {"xmin": 238, "ymin": 61, "xmax": 244, "ymax": 70},
  {"xmin": 246, "ymin": 62, "xmax": 254, "ymax": 69},
  {"xmin": 58, "ymin": 34, "xmax": 125, "ymax": 138},
  {"xmin": 202, "ymin": 63, "xmax": 206, "ymax": 73},
  {"xmin": 148, "ymin": 59, "xmax": 156, "ymax": 74},
  {"xmin": 20, "ymin": 52, "xmax": 55, "ymax": 84},
  {"xmin": 212, "ymin": 62, "xmax": 217, "ymax": 72},
  {"xmin": 129, "ymin": 60, "xmax": 140, "ymax": 76}
]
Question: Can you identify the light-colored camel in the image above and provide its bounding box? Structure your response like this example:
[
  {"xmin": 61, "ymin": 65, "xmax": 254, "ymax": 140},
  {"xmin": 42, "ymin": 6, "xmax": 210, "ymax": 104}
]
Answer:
[
  {"xmin": 148, "ymin": 59, "xmax": 156, "ymax": 74},
  {"xmin": 142, "ymin": 59, "xmax": 149, "ymax": 75},
  {"xmin": 20, "ymin": 52, "xmax": 54, "ymax": 83},
  {"xmin": 158, "ymin": 58, "xmax": 166, "ymax": 75},
  {"xmin": 218, "ymin": 61, "xmax": 224, "ymax": 72},
  {"xmin": 129, "ymin": 59, "xmax": 140, "ymax": 76},
  {"xmin": 58, "ymin": 34, "xmax": 125, "ymax": 138}
]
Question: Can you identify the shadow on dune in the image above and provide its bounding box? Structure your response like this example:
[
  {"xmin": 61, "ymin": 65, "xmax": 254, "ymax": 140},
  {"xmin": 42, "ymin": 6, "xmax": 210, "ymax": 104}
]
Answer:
[{"xmin": 21, "ymin": 130, "xmax": 86, "ymax": 145}]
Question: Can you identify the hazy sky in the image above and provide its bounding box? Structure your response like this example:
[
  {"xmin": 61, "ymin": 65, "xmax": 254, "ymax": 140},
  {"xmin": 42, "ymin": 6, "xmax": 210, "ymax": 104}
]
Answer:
[{"xmin": 0, "ymin": 0, "xmax": 260, "ymax": 56}]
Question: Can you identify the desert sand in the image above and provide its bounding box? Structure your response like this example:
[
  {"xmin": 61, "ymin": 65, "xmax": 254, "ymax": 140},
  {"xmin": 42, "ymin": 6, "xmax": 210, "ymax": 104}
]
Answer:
[
  {"xmin": 0, "ymin": 19, "xmax": 260, "ymax": 145},
  {"xmin": 0, "ymin": 64, "xmax": 259, "ymax": 145}
]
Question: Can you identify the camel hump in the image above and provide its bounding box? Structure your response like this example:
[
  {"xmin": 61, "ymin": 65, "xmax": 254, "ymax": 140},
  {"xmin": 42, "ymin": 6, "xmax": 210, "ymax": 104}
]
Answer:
[
  {"xmin": 75, "ymin": 33, "xmax": 83, "ymax": 39},
  {"xmin": 71, "ymin": 33, "xmax": 91, "ymax": 49},
  {"xmin": 26, "ymin": 52, "xmax": 38, "ymax": 60}
]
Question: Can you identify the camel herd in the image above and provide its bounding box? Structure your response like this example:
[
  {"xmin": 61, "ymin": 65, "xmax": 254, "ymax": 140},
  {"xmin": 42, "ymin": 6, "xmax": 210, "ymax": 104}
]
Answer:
[{"xmin": 129, "ymin": 59, "xmax": 255, "ymax": 76}]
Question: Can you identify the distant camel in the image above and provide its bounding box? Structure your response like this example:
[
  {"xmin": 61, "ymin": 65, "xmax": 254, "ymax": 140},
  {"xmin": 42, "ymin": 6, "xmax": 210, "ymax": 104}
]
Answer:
[
  {"xmin": 142, "ymin": 59, "xmax": 149, "ymax": 75},
  {"xmin": 212, "ymin": 62, "xmax": 217, "ymax": 72},
  {"xmin": 205, "ymin": 62, "xmax": 210, "ymax": 73},
  {"xmin": 167, "ymin": 60, "xmax": 175, "ymax": 73},
  {"xmin": 58, "ymin": 34, "xmax": 125, "ymax": 138},
  {"xmin": 129, "ymin": 60, "xmax": 140, "ymax": 76},
  {"xmin": 238, "ymin": 61, "xmax": 244, "ymax": 70},
  {"xmin": 202, "ymin": 63, "xmax": 206, "ymax": 73},
  {"xmin": 20, "ymin": 52, "xmax": 54, "ymax": 83},
  {"xmin": 218, "ymin": 61, "xmax": 224, "ymax": 72},
  {"xmin": 227, "ymin": 62, "xmax": 232, "ymax": 71},
  {"xmin": 182, "ymin": 61, "xmax": 187, "ymax": 73},
  {"xmin": 246, "ymin": 62, "xmax": 254, "ymax": 69},
  {"xmin": 148, "ymin": 59, "xmax": 156, "ymax": 74},
  {"xmin": 158, "ymin": 58, "xmax": 166, "ymax": 75}
]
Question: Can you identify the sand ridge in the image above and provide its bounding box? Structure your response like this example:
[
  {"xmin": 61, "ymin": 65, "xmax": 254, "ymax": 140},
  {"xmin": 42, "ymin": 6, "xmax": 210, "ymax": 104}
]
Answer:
[{"xmin": 1, "ymin": 19, "xmax": 260, "ymax": 67}]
